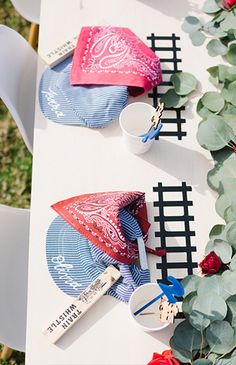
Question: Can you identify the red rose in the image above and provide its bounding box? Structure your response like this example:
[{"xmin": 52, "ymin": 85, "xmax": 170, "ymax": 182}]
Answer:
[
  {"xmin": 199, "ymin": 251, "xmax": 222, "ymax": 275},
  {"xmin": 147, "ymin": 350, "xmax": 180, "ymax": 365},
  {"xmin": 222, "ymin": 0, "xmax": 236, "ymax": 9}
]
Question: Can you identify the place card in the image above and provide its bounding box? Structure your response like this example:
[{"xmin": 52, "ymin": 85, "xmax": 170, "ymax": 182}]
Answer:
[
  {"xmin": 42, "ymin": 265, "xmax": 121, "ymax": 343},
  {"xmin": 41, "ymin": 34, "xmax": 78, "ymax": 67}
]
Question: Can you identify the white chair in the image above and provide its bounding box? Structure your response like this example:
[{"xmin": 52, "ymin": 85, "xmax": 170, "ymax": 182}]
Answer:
[
  {"xmin": 11, "ymin": 0, "xmax": 41, "ymax": 48},
  {"xmin": 0, "ymin": 25, "xmax": 37, "ymax": 154},
  {"xmin": 0, "ymin": 204, "xmax": 30, "ymax": 353},
  {"xmin": 11, "ymin": 0, "xmax": 40, "ymax": 24}
]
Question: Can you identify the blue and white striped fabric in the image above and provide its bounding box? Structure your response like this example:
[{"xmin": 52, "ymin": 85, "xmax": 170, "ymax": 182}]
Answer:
[
  {"xmin": 39, "ymin": 56, "xmax": 128, "ymax": 127},
  {"xmin": 46, "ymin": 214, "xmax": 150, "ymax": 302},
  {"xmin": 120, "ymin": 208, "xmax": 142, "ymax": 240}
]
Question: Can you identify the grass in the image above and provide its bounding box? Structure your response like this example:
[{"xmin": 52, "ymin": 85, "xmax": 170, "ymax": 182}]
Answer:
[
  {"xmin": 0, "ymin": 0, "xmax": 32, "ymax": 363},
  {"xmin": 0, "ymin": 0, "xmax": 32, "ymax": 209}
]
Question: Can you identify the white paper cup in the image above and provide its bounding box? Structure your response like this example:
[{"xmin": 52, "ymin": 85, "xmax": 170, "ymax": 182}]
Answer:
[
  {"xmin": 128, "ymin": 283, "xmax": 170, "ymax": 332},
  {"xmin": 119, "ymin": 102, "xmax": 156, "ymax": 155}
]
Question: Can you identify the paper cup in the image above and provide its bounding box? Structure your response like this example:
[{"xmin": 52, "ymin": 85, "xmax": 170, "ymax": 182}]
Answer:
[
  {"xmin": 119, "ymin": 102, "xmax": 156, "ymax": 155},
  {"xmin": 128, "ymin": 283, "xmax": 170, "ymax": 332}
]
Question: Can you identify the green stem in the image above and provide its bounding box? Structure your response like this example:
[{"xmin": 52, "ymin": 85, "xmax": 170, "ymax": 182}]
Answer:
[{"xmin": 215, "ymin": 346, "xmax": 236, "ymax": 365}]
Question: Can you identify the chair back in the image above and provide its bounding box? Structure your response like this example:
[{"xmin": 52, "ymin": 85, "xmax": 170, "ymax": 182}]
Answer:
[
  {"xmin": 11, "ymin": 0, "xmax": 40, "ymax": 24},
  {"xmin": 0, "ymin": 25, "xmax": 37, "ymax": 153},
  {"xmin": 0, "ymin": 204, "xmax": 30, "ymax": 351}
]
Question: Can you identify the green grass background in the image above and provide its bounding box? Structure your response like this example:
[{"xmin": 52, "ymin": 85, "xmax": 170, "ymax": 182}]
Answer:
[
  {"xmin": 0, "ymin": 0, "xmax": 32, "ymax": 363},
  {"xmin": 0, "ymin": 0, "xmax": 32, "ymax": 210}
]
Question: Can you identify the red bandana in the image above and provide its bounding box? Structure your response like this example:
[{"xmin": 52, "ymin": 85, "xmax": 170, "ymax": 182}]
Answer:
[
  {"xmin": 51, "ymin": 191, "xmax": 150, "ymax": 264},
  {"xmin": 70, "ymin": 26, "xmax": 162, "ymax": 96}
]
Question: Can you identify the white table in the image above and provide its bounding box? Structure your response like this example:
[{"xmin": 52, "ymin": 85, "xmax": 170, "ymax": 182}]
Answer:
[{"xmin": 26, "ymin": 1, "xmax": 221, "ymax": 364}]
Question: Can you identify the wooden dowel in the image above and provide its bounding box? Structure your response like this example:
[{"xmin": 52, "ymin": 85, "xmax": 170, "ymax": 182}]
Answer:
[{"xmin": 28, "ymin": 23, "xmax": 39, "ymax": 49}]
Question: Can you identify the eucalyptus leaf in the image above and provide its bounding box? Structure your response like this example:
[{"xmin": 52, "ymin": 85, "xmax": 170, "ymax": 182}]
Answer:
[
  {"xmin": 219, "ymin": 64, "xmax": 231, "ymax": 82},
  {"xmin": 197, "ymin": 99, "xmax": 214, "ymax": 119},
  {"xmin": 221, "ymin": 84, "xmax": 231, "ymax": 103},
  {"xmin": 220, "ymin": 12, "xmax": 236, "ymax": 32},
  {"xmin": 207, "ymin": 25, "xmax": 228, "ymax": 38},
  {"xmin": 207, "ymin": 66, "xmax": 219, "ymax": 85},
  {"xmin": 211, "ymin": 146, "xmax": 235, "ymax": 165},
  {"xmin": 173, "ymin": 320, "xmax": 204, "ymax": 351},
  {"xmin": 191, "ymin": 293, "xmax": 227, "ymax": 330},
  {"xmin": 169, "ymin": 337, "xmax": 193, "ymax": 363},
  {"xmin": 224, "ymin": 198, "xmax": 236, "ymax": 223},
  {"xmin": 190, "ymin": 30, "xmax": 206, "ymax": 46},
  {"xmin": 201, "ymin": 92, "xmax": 225, "ymax": 112},
  {"xmin": 207, "ymin": 155, "xmax": 236, "ymax": 192},
  {"xmin": 214, "ymin": 8, "xmax": 228, "ymax": 22},
  {"xmin": 182, "ymin": 16, "xmax": 201, "ymax": 33},
  {"xmin": 227, "ymin": 43, "xmax": 236, "ymax": 66},
  {"xmin": 205, "ymin": 17, "xmax": 227, "ymax": 38},
  {"xmin": 219, "ymin": 178, "xmax": 236, "ymax": 194},
  {"xmin": 230, "ymin": 255, "xmax": 236, "ymax": 271},
  {"xmin": 189, "ymin": 311, "xmax": 211, "ymax": 332},
  {"xmin": 205, "ymin": 238, "xmax": 232, "ymax": 263},
  {"xmin": 231, "ymin": 350, "xmax": 236, "ymax": 365},
  {"xmin": 227, "ymin": 81, "xmax": 236, "ymax": 106},
  {"xmin": 225, "ymin": 105, "xmax": 236, "ymax": 114},
  {"xmin": 224, "ymin": 114, "xmax": 236, "ymax": 134},
  {"xmin": 225, "ymin": 221, "xmax": 236, "ymax": 250},
  {"xmin": 206, "ymin": 321, "xmax": 234, "ymax": 354},
  {"xmin": 181, "ymin": 275, "xmax": 201, "ymax": 296},
  {"xmin": 202, "ymin": 0, "xmax": 221, "ymax": 13},
  {"xmin": 215, "ymin": 356, "xmax": 233, "ymax": 365},
  {"xmin": 197, "ymin": 116, "xmax": 234, "ymax": 151},
  {"xmin": 161, "ymin": 89, "xmax": 188, "ymax": 108},
  {"xmin": 207, "ymin": 39, "xmax": 228, "ymax": 57},
  {"xmin": 222, "ymin": 271, "xmax": 236, "ymax": 296},
  {"xmin": 193, "ymin": 360, "xmax": 212, "ymax": 365},
  {"xmin": 216, "ymin": 194, "xmax": 233, "ymax": 220},
  {"xmin": 226, "ymin": 295, "xmax": 236, "ymax": 327},
  {"xmin": 197, "ymin": 275, "xmax": 230, "ymax": 300},
  {"xmin": 207, "ymin": 353, "xmax": 219, "ymax": 362},
  {"xmin": 209, "ymin": 224, "xmax": 225, "ymax": 240},
  {"xmin": 225, "ymin": 66, "xmax": 236, "ymax": 82},
  {"xmin": 170, "ymin": 72, "xmax": 198, "ymax": 96},
  {"xmin": 182, "ymin": 292, "xmax": 197, "ymax": 315}
]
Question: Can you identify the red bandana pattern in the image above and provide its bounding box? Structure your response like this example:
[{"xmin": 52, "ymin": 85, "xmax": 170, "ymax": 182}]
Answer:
[
  {"xmin": 52, "ymin": 191, "xmax": 150, "ymax": 264},
  {"xmin": 70, "ymin": 26, "xmax": 162, "ymax": 96}
]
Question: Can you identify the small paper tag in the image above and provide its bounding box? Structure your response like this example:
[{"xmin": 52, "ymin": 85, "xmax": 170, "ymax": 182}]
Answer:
[
  {"xmin": 42, "ymin": 265, "xmax": 121, "ymax": 343},
  {"xmin": 40, "ymin": 34, "xmax": 78, "ymax": 68},
  {"xmin": 159, "ymin": 298, "xmax": 179, "ymax": 323}
]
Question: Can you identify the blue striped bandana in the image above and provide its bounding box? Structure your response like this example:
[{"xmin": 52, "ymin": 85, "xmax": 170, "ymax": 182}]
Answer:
[{"xmin": 39, "ymin": 56, "xmax": 128, "ymax": 127}]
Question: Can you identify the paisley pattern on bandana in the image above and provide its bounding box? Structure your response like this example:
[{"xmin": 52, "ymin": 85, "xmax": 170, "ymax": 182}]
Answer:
[
  {"xmin": 83, "ymin": 27, "xmax": 162, "ymax": 83},
  {"xmin": 51, "ymin": 191, "xmax": 150, "ymax": 264},
  {"xmin": 70, "ymin": 26, "xmax": 162, "ymax": 96}
]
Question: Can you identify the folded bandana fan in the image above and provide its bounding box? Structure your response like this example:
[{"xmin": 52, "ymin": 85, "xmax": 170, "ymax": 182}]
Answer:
[
  {"xmin": 39, "ymin": 56, "xmax": 128, "ymax": 127},
  {"xmin": 70, "ymin": 26, "xmax": 163, "ymax": 96},
  {"xmin": 51, "ymin": 191, "xmax": 150, "ymax": 264}
]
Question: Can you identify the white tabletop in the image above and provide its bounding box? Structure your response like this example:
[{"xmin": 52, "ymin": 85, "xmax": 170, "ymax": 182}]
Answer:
[{"xmin": 26, "ymin": 1, "xmax": 221, "ymax": 364}]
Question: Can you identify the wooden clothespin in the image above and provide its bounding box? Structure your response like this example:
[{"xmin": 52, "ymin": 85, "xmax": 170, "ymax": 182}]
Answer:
[
  {"xmin": 140, "ymin": 102, "xmax": 165, "ymax": 143},
  {"xmin": 159, "ymin": 298, "xmax": 179, "ymax": 323},
  {"xmin": 150, "ymin": 102, "xmax": 165, "ymax": 130},
  {"xmin": 140, "ymin": 298, "xmax": 179, "ymax": 324}
]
